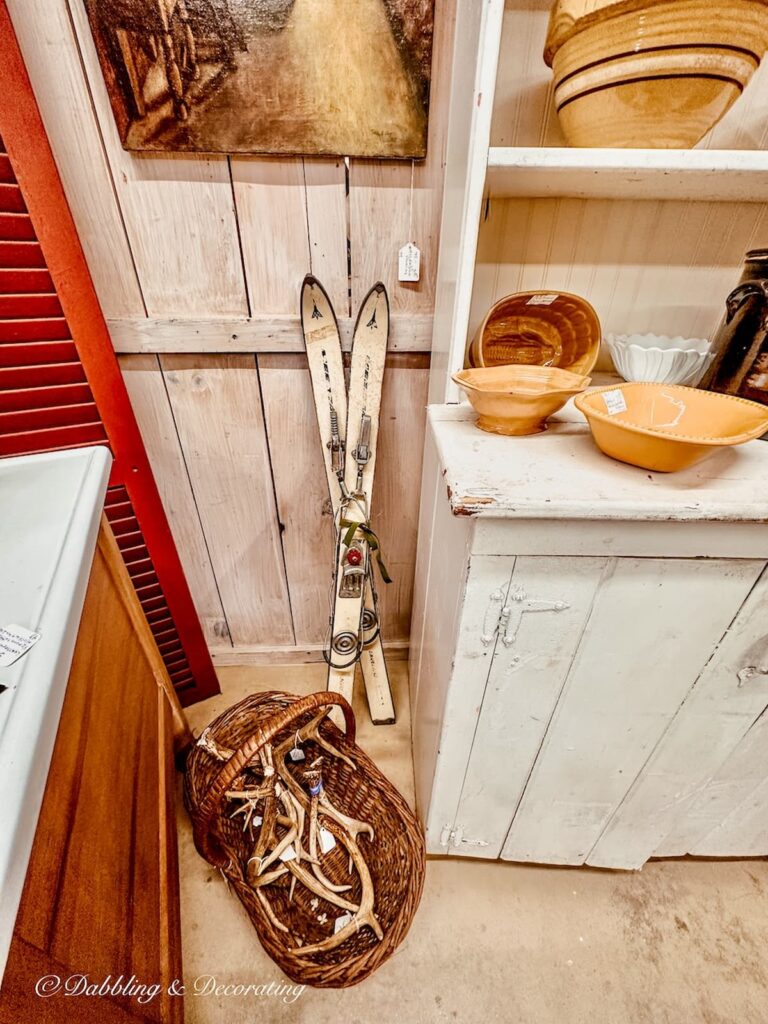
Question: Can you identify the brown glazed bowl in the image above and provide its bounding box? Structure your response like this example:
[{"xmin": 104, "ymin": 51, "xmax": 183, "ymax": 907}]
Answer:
[
  {"xmin": 453, "ymin": 365, "xmax": 591, "ymax": 436},
  {"xmin": 468, "ymin": 291, "xmax": 601, "ymax": 376},
  {"xmin": 545, "ymin": 0, "xmax": 768, "ymax": 148}
]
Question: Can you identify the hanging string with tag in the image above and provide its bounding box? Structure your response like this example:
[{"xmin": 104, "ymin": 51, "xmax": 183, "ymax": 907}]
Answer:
[{"xmin": 398, "ymin": 159, "xmax": 421, "ymax": 283}]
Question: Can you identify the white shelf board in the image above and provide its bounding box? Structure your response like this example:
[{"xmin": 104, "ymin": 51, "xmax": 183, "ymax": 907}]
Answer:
[{"xmin": 486, "ymin": 148, "xmax": 768, "ymax": 203}]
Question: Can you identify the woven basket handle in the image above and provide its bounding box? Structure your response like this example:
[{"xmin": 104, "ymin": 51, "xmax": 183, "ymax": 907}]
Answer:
[{"xmin": 193, "ymin": 691, "xmax": 355, "ymax": 867}]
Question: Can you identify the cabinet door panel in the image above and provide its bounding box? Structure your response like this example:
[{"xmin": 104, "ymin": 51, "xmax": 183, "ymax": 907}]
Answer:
[
  {"xmin": 450, "ymin": 556, "xmax": 608, "ymax": 858},
  {"xmin": 0, "ymin": 530, "xmax": 182, "ymax": 1024},
  {"xmin": 501, "ymin": 558, "xmax": 761, "ymax": 867},
  {"xmin": 424, "ymin": 554, "xmax": 515, "ymax": 851},
  {"xmin": 590, "ymin": 563, "xmax": 768, "ymax": 868}
]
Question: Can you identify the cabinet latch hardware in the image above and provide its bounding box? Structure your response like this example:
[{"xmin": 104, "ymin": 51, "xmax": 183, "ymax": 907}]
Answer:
[
  {"xmin": 501, "ymin": 586, "xmax": 569, "ymax": 648},
  {"xmin": 480, "ymin": 587, "xmax": 507, "ymax": 646},
  {"xmin": 439, "ymin": 824, "xmax": 490, "ymax": 849}
]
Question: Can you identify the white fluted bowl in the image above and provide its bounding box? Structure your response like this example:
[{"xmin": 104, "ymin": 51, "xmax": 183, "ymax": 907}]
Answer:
[{"xmin": 606, "ymin": 334, "xmax": 714, "ymax": 387}]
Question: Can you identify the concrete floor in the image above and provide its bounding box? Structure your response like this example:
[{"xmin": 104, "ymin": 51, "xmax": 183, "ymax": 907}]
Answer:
[{"xmin": 178, "ymin": 664, "xmax": 768, "ymax": 1024}]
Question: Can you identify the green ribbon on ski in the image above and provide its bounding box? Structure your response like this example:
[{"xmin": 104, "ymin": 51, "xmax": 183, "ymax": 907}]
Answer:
[{"xmin": 339, "ymin": 518, "xmax": 392, "ymax": 584}]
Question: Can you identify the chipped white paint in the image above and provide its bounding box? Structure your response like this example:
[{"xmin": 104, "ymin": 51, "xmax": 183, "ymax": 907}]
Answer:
[
  {"xmin": 431, "ymin": 404, "xmax": 768, "ymax": 524},
  {"xmin": 411, "ymin": 411, "xmax": 768, "ymax": 868}
]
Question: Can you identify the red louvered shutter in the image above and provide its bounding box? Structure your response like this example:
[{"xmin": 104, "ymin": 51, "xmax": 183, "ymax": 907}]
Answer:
[{"xmin": 0, "ymin": 5, "xmax": 220, "ymax": 707}]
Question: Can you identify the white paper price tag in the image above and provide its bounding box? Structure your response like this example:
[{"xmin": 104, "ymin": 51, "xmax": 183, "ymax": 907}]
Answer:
[
  {"xmin": 252, "ymin": 815, "xmax": 263, "ymax": 828},
  {"xmin": 526, "ymin": 293, "xmax": 559, "ymax": 306},
  {"xmin": 289, "ymin": 746, "xmax": 305, "ymax": 762},
  {"xmin": 0, "ymin": 624, "xmax": 41, "ymax": 667},
  {"xmin": 319, "ymin": 828, "xmax": 337, "ymax": 854},
  {"xmin": 279, "ymin": 845, "xmax": 297, "ymax": 863},
  {"xmin": 398, "ymin": 242, "xmax": 421, "ymax": 282},
  {"xmin": 602, "ymin": 389, "xmax": 628, "ymax": 415},
  {"xmin": 334, "ymin": 913, "xmax": 353, "ymax": 934}
]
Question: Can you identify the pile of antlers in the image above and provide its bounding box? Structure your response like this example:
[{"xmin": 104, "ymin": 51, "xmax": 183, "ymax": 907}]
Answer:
[{"xmin": 197, "ymin": 709, "xmax": 383, "ymax": 955}]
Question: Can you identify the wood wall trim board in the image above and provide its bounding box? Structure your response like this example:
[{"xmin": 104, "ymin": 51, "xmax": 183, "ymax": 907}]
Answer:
[
  {"xmin": 119, "ymin": 354, "xmax": 231, "ymax": 647},
  {"xmin": 4, "ymin": 0, "xmax": 144, "ymax": 318},
  {"xmin": 160, "ymin": 354, "xmax": 294, "ymax": 646},
  {"xmin": 107, "ymin": 314, "xmax": 434, "ymax": 353},
  {"xmin": 209, "ymin": 639, "xmax": 409, "ymax": 666}
]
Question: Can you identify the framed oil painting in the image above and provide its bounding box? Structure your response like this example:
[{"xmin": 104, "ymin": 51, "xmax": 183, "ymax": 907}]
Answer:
[{"xmin": 83, "ymin": 0, "xmax": 435, "ymax": 158}]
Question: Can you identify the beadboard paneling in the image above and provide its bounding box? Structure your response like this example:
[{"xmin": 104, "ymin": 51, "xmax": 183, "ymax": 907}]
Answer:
[{"xmin": 470, "ymin": 196, "xmax": 768, "ymax": 356}]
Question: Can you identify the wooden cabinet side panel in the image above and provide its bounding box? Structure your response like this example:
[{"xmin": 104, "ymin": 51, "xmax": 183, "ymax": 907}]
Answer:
[{"xmin": 0, "ymin": 536, "xmax": 181, "ymax": 1024}]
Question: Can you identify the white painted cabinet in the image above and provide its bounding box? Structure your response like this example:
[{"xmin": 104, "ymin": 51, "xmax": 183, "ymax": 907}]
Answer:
[{"xmin": 410, "ymin": 407, "xmax": 768, "ymax": 869}]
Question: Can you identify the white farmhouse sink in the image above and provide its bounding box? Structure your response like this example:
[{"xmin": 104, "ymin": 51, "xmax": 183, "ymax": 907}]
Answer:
[{"xmin": 0, "ymin": 445, "xmax": 111, "ymax": 978}]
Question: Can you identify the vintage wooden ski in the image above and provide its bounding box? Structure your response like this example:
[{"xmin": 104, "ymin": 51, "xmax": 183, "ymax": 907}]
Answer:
[{"xmin": 300, "ymin": 276, "xmax": 395, "ymax": 724}]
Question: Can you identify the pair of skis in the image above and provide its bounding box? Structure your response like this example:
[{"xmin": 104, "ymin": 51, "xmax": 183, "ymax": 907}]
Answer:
[{"xmin": 300, "ymin": 275, "xmax": 396, "ymax": 725}]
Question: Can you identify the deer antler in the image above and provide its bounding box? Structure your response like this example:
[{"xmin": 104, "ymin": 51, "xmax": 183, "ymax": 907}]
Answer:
[{"xmin": 294, "ymin": 823, "xmax": 382, "ymax": 956}]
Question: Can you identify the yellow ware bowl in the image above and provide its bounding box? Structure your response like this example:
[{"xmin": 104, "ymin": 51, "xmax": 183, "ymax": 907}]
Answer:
[
  {"xmin": 469, "ymin": 291, "xmax": 601, "ymax": 376},
  {"xmin": 453, "ymin": 365, "xmax": 591, "ymax": 436},
  {"xmin": 545, "ymin": 0, "xmax": 768, "ymax": 148},
  {"xmin": 575, "ymin": 383, "xmax": 768, "ymax": 472}
]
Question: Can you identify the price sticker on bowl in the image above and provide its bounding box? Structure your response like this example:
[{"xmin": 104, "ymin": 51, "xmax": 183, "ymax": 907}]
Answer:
[
  {"xmin": 526, "ymin": 294, "xmax": 559, "ymax": 306},
  {"xmin": 602, "ymin": 389, "xmax": 628, "ymax": 415}
]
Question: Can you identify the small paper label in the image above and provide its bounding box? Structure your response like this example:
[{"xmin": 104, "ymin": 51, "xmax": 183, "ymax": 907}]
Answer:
[
  {"xmin": 526, "ymin": 293, "xmax": 559, "ymax": 306},
  {"xmin": 602, "ymin": 389, "xmax": 628, "ymax": 415},
  {"xmin": 252, "ymin": 815, "xmax": 263, "ymax": 828},
  {"xmin": 319, "ymin": 828, "xmax": 337, "ymax": 854},
  {"xmin": 334, "ymin": 913, "xmax": 353, "ymax": 934},
  {"xmin": 0, "ymin": 624, "xmax": 41, "ymax": 668},
  {"xmin": 289, "ymin": 747, "xmax": 305, "ymax": 762},
  {"xmin": 279, "ymin": 845, "xmax": 297, "ymax": 863},
  {"xmin": 398, "ymin": 242, "xmax": 421, "ymax": 283}
]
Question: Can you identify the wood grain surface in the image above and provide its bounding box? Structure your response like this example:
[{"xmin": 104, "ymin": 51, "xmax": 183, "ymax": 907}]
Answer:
[{"xmin": 0, "ymin": 521, "xmax": 184, "ymax": 1023}]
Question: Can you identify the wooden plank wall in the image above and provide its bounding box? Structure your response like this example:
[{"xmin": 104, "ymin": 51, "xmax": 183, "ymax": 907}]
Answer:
[{"xmin": 8, "ymin": 0, "xmax": 456, "ymax": 662}]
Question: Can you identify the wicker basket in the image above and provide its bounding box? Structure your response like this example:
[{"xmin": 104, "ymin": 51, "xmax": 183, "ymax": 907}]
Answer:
[{"xmin": 184, "ymin": 690, "xmax": 425, "ymax": 988}]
